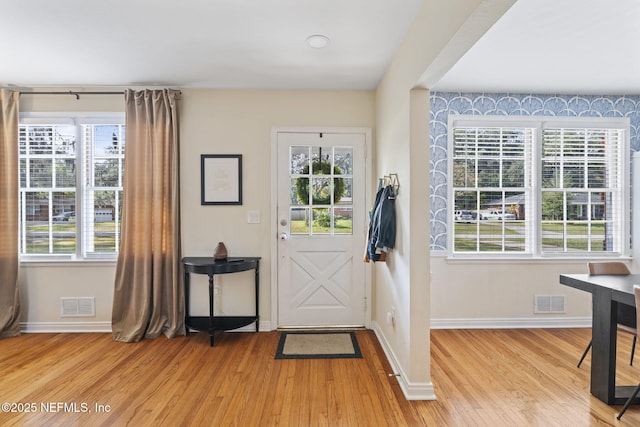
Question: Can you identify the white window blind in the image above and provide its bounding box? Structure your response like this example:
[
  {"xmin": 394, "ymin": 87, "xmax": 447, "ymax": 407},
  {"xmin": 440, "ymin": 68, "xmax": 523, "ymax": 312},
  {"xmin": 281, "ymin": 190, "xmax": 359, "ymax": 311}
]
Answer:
[{"xmin": 82, "ymin": 123, "xmax": 125, "ymax": 257}]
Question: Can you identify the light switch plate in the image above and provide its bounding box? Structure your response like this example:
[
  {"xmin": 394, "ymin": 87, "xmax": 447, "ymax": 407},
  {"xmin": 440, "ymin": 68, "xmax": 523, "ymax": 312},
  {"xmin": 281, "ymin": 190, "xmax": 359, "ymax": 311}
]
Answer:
[{"xmin": 247, "ymin": 210, "xmax": 261, "ymax": 224}]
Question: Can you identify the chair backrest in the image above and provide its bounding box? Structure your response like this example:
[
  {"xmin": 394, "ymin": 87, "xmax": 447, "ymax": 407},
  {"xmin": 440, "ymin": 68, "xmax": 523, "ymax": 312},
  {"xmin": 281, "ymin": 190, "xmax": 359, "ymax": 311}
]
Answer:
[
  {"xmin": 634, "ymin": 285, "xmax": 640, "ymax": 337},
  {"xmin": 587, "ymin": 262, "xmax": 630, "ymax": 275}
]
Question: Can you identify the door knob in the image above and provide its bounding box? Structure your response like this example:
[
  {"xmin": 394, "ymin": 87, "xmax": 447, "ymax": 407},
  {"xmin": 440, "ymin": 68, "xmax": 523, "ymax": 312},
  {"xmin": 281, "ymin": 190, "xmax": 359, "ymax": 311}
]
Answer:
[{"xmin": 279, "ymin": 232, "xmax": 288, "ymax": 241}]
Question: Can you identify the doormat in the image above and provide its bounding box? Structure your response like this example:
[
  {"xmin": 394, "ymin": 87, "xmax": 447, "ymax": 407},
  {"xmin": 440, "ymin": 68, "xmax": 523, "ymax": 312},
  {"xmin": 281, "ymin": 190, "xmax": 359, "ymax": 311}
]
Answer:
[{"xmin": 275, "ymin": 331, "xmax": 362, "ymax": 359}]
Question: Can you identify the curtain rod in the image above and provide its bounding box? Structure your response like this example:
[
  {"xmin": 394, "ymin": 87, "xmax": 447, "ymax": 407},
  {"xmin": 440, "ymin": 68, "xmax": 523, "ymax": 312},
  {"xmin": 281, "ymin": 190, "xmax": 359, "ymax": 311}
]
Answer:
[{"xmin": 19, "ymin": 90, "xmax": 124, "ymax": 100}]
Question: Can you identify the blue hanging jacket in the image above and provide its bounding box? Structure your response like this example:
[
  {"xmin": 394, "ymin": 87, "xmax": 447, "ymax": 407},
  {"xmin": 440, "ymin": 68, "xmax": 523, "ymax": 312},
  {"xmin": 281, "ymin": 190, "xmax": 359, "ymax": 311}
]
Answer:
[{"xmin": 367, "ymin": 185, "xmax": 396, "ymax": 262}]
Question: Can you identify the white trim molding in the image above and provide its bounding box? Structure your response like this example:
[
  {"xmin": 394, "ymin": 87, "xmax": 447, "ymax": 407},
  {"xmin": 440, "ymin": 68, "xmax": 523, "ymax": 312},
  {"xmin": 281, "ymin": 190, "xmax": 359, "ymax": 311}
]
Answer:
[
  {"xmin": 431, "ymin": 316, "xmax": 591, "ymax": 330},
  {"xmin": 236, "ymin": 320, "xmax": 271, "ymax": 332},
  {"xmin": 372, "ymin": 322, "xmax": 437, "ymax": 401},
  {"xmin": 22, "ymin": 321, "xmax": 112, "ymax": 333},
  {"xmin": 24, "ymin": 320, "xmax": 273, "ymax": 334}
]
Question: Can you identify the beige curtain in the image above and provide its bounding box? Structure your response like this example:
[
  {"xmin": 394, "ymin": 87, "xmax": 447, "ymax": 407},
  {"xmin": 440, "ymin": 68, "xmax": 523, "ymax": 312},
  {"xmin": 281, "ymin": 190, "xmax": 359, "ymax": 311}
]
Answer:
[
  {"xmin": 112, "ymin": 89, "xmax": 184, "ymax": 342},
  {"xmin": 0, "ymin": 90, "xmax": 21, "ymax": 338}
]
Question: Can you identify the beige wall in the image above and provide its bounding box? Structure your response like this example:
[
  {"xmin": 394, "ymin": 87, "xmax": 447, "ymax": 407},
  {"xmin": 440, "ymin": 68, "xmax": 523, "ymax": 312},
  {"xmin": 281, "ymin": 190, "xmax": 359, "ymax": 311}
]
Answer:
[
  {"xmin": 430, "ymin": 258, "xmax": 593, "ymax": 328},
  {"xmin": 19, "ymin": 262, "xmax": 116, "ymax": 331},
  {"xmin": 17, "ymin": 89, "xmax": 375, "ymax": 330},
  {"xmin": 373, "ymin": 0, "xmax": 514, "ymax": 398}
]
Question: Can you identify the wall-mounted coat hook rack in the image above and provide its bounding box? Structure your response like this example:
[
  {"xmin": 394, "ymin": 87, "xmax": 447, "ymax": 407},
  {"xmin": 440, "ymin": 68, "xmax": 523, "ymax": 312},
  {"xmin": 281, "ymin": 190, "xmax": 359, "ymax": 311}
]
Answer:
[{"xmin": 379, "ymin": 173, "xmax": 399, "ymax": 196}]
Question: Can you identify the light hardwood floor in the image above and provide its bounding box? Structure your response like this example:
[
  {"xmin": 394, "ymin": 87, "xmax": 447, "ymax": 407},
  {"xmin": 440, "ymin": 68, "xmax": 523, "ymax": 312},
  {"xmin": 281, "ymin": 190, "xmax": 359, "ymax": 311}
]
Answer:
[{"xmin": 1, "ymin": 328, "xmax": 639, "ymax": 426}]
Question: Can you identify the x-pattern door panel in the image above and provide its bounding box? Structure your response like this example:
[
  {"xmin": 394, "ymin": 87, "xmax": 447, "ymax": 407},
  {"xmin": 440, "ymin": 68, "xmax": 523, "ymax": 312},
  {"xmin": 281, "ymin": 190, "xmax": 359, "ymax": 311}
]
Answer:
[{"xmin": 289, "ymin": 248, "xmax": 352, "ymax": 310}]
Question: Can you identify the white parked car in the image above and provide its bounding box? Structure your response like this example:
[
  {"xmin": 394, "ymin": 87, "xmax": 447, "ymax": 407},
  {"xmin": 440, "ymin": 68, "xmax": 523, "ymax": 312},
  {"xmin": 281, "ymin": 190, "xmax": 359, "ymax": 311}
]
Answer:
[
  {"xmin": 52, "ymin": 211, "xmax": 75, "ymax": 222},
  {"xmin": 484, "ymin": 210, "xmax": 516, "ymax": 220},
  {"xmin": 454, "ymin": 210, "xmax": 474, "ymax": 222}
]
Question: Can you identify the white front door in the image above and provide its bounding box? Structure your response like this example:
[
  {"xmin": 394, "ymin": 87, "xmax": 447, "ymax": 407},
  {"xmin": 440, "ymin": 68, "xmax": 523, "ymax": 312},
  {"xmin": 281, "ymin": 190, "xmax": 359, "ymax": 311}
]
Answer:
[{"xmin": 275, "ymin": 129, "xmax": 369, "ymax": 327}]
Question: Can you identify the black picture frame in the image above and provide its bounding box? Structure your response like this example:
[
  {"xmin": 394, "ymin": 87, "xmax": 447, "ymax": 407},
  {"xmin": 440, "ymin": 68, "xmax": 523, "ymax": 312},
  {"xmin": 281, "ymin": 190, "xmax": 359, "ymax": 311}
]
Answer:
[{"xmin": 201, "ymin": 154, "xmax": 243, "ymax": 205}]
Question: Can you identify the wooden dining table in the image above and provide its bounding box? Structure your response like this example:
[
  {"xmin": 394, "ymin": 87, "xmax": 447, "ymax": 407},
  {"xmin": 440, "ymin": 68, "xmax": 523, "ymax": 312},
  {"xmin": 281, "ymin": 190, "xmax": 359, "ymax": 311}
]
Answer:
[{"xmin": 560, "ymin": 273, "xmax": 639, "ymax": 405}]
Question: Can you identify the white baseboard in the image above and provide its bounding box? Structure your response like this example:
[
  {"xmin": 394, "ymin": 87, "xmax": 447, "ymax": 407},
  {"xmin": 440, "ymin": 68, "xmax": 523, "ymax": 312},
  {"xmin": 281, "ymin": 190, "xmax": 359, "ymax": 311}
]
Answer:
[
  {"xmin": 21, "ymin": 318, "xmax": 590, "ymax": 334},
  {"xmin": 371, "ymin": 321, "xmax": 437, "ymax": 401},
  {"xmin": 232, "ymin": 320, "xmax": 272, "ymax": 332},
  {"xmin": 22, "ymin": 320, "xmax": 272, "ymax": 334},
  {"xmin": 430, "ymin": 316, "xmax": 591, "ymax": 329},
  {"xmin": 22, "ymin": 321, "xmax": 112, "ymax": 333}
]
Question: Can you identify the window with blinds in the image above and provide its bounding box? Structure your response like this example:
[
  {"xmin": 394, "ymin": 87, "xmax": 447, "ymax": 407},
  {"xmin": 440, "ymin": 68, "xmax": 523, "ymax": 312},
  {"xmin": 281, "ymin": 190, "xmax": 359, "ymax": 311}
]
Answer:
[
  {"xmin": 18, "ymin": 114, "xmax": 125, "ymax": 260},
  {"xmin": 449, "ymin": 116, "xmax": 629, "ymax": 257},
  {"xmin": 541, "ymin": 127, "xmax": 624, "ymax": 253}
]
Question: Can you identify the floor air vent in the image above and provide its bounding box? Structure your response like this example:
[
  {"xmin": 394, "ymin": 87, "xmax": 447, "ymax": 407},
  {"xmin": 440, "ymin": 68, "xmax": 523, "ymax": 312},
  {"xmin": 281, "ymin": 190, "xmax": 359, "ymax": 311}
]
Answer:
[
  {"xmin": 534, "ymin": 295, "xmax": 565, "ymax": 314},
  {"xmin": 61, "ymin": 297, "xmax": 96, "ymax": 317}
]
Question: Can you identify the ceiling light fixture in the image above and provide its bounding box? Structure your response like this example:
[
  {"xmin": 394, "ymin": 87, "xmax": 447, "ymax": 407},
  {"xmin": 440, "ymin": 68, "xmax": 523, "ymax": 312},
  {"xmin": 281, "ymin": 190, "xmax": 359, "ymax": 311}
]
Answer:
[{"xmin": 306, "ymin": 34, "xmax": 330, "ymax": 49}]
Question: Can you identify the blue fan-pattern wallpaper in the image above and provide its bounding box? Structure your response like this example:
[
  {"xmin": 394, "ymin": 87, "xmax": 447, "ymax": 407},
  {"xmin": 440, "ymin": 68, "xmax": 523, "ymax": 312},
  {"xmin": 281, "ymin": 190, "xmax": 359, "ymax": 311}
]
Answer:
[{"xmin": 429, "ymin": 92, "xmax": 640, "ymax": 251}]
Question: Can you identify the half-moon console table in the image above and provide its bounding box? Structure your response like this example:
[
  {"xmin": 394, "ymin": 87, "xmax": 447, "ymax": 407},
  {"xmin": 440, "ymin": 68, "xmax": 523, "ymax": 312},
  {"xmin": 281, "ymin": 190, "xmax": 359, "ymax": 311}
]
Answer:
[{"xmin": 183, "ymin": 256, "xmax": 260, "ymax": 346}]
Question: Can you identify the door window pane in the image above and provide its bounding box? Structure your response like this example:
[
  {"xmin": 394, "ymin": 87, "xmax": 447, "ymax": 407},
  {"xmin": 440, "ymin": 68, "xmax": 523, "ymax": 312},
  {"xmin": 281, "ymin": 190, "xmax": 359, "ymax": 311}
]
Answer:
[
  {"xmin": 311, "ymin": 177, "xmax": 332, "ymax": 205},
  {"xmin": 290, "ymin": 208, "xmax": 310, "ymax": 234},
  {"xmin": 289, "ymin": 144, "xmax": 353, "ymax": 236},
  {"xmin": 312, "ymin": 208, "xmax": 331, "ymax": 234},
  {"xmin": 337, "ymin": 178, "xmax": 352, "ymax": 205},
  {"xmin": 334, "ymin": 207, "xmax": 352, "ymax": 234},
  {"xmin": 290, "ymin": 146, "xmax": 310, "ymax": 174},
  {"xmin": 290, "ymin": 178, "xmax": 304, "ymax": 205},
  {"xmin": 333, "ymin": 147, "xmax": 353, "ymax": 175}
]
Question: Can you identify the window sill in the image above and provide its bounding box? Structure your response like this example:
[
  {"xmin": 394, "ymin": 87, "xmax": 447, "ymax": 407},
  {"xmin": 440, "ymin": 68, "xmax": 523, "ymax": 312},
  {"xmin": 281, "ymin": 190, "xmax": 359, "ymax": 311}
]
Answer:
[
  {"xmin": 441, "ymin": 254, "xmax": 631, "ymax": 264},
  {"xmin": 19, "ymin": 258, "xmax": 117, "ymax": 268},
  {"xmin": 431, "ymin": 250, "xmax": 631, "ymax": 263}
]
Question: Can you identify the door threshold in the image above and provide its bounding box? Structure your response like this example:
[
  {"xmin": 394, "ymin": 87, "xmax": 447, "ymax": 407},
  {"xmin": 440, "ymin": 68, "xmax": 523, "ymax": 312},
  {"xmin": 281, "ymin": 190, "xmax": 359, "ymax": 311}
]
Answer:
[{"xmin": 277, "ymin": 325, "xmax": 366, "ymax": 331}]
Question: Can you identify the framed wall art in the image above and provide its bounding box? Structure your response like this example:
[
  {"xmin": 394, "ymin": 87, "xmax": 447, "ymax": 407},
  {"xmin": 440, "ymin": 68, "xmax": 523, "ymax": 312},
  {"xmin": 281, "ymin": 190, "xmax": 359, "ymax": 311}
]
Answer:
[{"xmin": 201, "ymin": 154, "xmax": 242, "ymax": 205}]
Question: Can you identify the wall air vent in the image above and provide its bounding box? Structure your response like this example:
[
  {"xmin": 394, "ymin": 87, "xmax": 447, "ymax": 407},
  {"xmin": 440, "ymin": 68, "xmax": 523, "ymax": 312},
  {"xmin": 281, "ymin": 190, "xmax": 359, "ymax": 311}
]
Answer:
[
  {"xmin": 534, "ymin": 295, "xmax": 565, "ymax": 314},
  {"xmin": 61, "ymin": 297, "xmax": 96, "ymax": 317}
]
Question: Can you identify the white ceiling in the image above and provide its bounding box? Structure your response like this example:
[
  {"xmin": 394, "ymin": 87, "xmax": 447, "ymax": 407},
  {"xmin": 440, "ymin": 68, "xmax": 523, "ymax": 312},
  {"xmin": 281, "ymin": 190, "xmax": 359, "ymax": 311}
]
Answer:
[
  {"xmin": 0, "ymin": 0, "xmax": 423, "ymax": 90},
  {"xmin": 4, "ymin": 0, "xmax": 638, "ymax": 94},
  {"xmin": 432, "ymin": 0, "xmax": 640, "ymax": 95}
]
